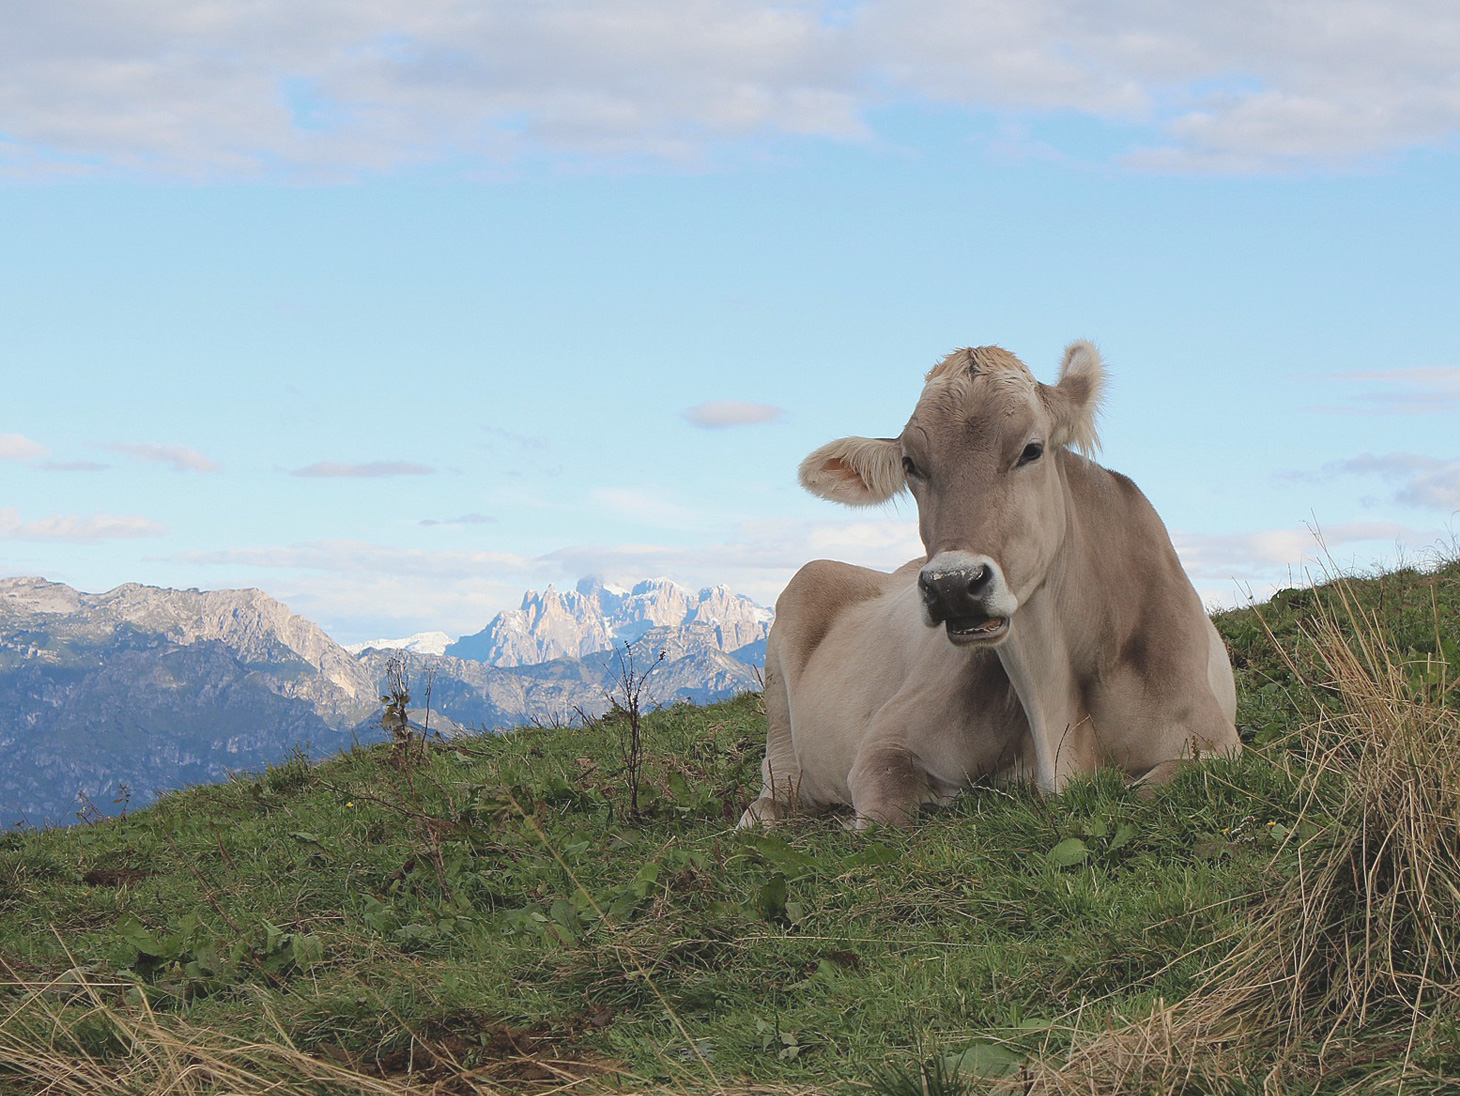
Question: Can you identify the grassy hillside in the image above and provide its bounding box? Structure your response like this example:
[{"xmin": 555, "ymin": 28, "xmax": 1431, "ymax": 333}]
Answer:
[{"xmin": 2, "ymin": 560, "xmax": 1458, "ymax": 1094}]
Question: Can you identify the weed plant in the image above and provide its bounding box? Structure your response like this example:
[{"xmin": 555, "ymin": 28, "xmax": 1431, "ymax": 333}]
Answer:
[{"xmin": 1, "ymin": 559, "xmax": 1457, "ymax": 1094}]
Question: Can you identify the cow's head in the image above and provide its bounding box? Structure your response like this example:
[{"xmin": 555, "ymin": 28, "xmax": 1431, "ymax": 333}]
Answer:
[{"xmin": 799, "ymin": 342, "xmax": 1105, "ymax": 647}]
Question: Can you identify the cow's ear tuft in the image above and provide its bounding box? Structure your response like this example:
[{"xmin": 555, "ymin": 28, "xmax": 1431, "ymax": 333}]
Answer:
[
  {"xmin": 1046, "ymin": 340, "xmax": 1105, "ymax": 457},
  {"xmin": 798, "ymin": 437, "xmax": 906, "ymax": 506}
]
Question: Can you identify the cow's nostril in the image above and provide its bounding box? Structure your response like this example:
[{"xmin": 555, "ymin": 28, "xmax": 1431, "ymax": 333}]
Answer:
[
  {"xmin": 967, "ymin": 566, "xmax": 990, "ymax": 594},
  {"xmin": 917, "ymin": 571, "xmax": 937, "ymax": 603}
]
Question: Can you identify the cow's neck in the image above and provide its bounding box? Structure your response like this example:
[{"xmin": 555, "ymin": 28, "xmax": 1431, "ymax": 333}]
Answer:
[{"xmin": 994, "ymin": 467, "xmax": 1106, "ymax": 794}]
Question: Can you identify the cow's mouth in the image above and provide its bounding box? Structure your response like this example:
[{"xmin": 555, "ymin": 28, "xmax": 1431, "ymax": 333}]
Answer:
[{"xmin": 944, "ymin": 615, "xmax": 1009, "ymax": 645}]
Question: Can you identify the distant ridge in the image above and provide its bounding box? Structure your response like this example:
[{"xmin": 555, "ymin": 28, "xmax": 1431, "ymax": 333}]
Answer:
[
  {"xmin": 343, "ymin": 631, "xmax": 451, "ymax": 657},
  {"xmin": 446, "ymin": 575, "xmax": 773, "ymax": 667},
  {"xmin": 0, "ymin": 574, "xmax": 772, "ymax": 828}
]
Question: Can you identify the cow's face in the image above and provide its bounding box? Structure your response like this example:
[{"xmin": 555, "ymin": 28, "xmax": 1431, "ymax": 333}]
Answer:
[{"xmin": 799, "ymin": 342, "xmax": 1104, "ymax": 647}]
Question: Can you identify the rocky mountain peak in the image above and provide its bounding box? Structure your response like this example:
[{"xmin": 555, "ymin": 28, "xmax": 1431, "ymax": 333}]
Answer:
[
  {"xmin": 445, "ymin": 575, "xmax": 772, "ymax": 667},
  {"xmin": 1, "ymin": 575, "xmax": 87, "ymax": 615}
]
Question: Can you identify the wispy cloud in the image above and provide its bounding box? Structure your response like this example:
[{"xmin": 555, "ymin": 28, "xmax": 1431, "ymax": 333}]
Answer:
[
  {"xmin": 543, "ymin": 515, "xmax": 924, "ymax": 607},
  {"xmin": 4, "ymin": 1, "xmax": 1460, "ymax": 179},
  {"xmin": 290, "ymin": 461, "xmax": 434, "ymax": 478},
  {"xmin": 106, "ymin": 443, "xmax": 220, "ymax": 473},
  {"xmin": 177, "ymin": 540, "xmax": 533, "ymax": 578},
  {"xmin": 419, "ymin": 512, "xmax": 496, "ymax": 526},
  {"xmin": 173, "ymin": 514, "xmax": 920, "ymax": 636},
  {"xmin": 1173, "ymin": 520, "xmax": 1416, "ymax": 586},
  {"xmin": 36, "ymin": 460, "xmax": 111, "ymax": 472},
  {"xmin": 174, "ymin": 539, "xmax": 546, "ymax": 640},
  {"xmin": 0, "ymin": 507, "xmax": 167, "ymax": 541},
  {"xmin": 683, "ymin": 400, "xmax": 784, "ymax": 428},
  {"xmin": 164, "ymin": 506, "xmax": 1439, "ymax": 640},
  {"xmin": 480, "ymin": 426, "xmax": 551, "ymax": 454},
  {"xmin": 1286, "ymin": 452, "xmax": 1460, "ymax": 512},
  {"xmin": 0, "ymin": 434, "xmax": 48, "ymax": 460},
  {"xmin": 1319, "ymin": 366, "xmax": 1460, "ymax": 414},
  {"xmin": 588, "ymin": 487, "xmax": 715, "ymax": 531}
]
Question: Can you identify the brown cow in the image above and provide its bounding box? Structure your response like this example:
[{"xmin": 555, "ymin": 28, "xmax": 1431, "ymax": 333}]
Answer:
[{"xmin": 740, "ymin": 342, "xmax": 1238, "ymax": 827}]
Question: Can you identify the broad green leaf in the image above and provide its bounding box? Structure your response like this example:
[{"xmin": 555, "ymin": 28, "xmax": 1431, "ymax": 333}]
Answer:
[
  {"xmin": 946, "ymin": 1041, "xmax": 1022, "ymax": 1078},
  {"xmin": 1108, "ymin": 822, "xmax": 1139, "ymax": 852},
  {"xmin": 291, "ymin": 933, "xmax": 324, "ymax": 971},
  {"xmin": 1046, "ymin": 837, "xmax": 1089, "ymax": 867},
  {"xmin": 115, "ymin": 915, "xmax": 169, "ymax": 958},
  {"xmin": 755, "ymin": 872, "xmax": 789, "ymax": 924},
  {"xmin": 752, "ymin": 835, "xmax": 819, "ymax": 880}
]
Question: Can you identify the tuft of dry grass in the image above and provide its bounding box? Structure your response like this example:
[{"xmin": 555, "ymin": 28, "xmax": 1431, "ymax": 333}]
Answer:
[
  {"xmin": 1024, "ymin": 575, "xmax": 1460, "ymax": 1094},
  {"xmin": 0, "ymin": 966, "xmax": 456, "ymax": 1095},
  {"xmin": 1, "ymin": 964, "xmax": 831, "ymax": 1096}
]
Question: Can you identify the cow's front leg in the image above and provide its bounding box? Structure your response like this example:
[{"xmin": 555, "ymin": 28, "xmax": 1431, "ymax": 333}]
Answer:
[
  {"xmin": 848, "ymin": 742, "xmax": 929, "ymax": 827},
  {"xmin": 995, "ymin": 610, "xmax": 1082, "ymax": 795},
  {"xmin": 736, "ymin": 647, "xmax": 804, "ymax": 829}
]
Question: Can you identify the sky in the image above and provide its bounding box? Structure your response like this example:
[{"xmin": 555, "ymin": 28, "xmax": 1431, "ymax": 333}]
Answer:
[{"xmin": 2, "ymin": 0, "xmax": 1459, "ymax": 645}]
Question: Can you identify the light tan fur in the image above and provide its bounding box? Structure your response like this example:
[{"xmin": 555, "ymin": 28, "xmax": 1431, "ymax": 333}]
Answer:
[
  {"xmin": 740, "ymin": 341, "xmax": 1238, "ymax": 828},
  {"xmin": 798, "ymin": 436, "xmax": 906, "ymax": 507},
  {"xmin": 740, "ymin": 559, "xmax": 1033, "ymax": 828}
]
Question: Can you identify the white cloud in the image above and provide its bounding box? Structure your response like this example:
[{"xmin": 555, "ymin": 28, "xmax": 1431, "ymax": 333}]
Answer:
[
  {"xmin": 1320, "ymin": 366, "xmax": 1460, "ymax": 414},
  {"xmin": 543, "ymin": 514, "xmax": 923, "ymax": 606},
  {"xmin": 0, "ymin": 434, "xmax": 48, "ymax": 460},
  {"xmin": 419, "ymin": 512, "xmax": 496, "ymax": 526},
  {"xmin": 171, "ymin": 512, "xmax": 922, "ymax": 637},
  {"xmin": 177, "ymin": 540, "xmax": 533, "ymax": 578},
  {"xmin": 173, "ymin": 539, "xmax": 546, "ymax": 640},
  {"xmin": 683, "ymin": 400, "xmax": 784, "ymax": 428},
  {"xmin": 1397, "ymin": 465, "xmax": 1460, "ymax": 511},
  {"xmin": 3, "ymin": 1, "xmax": 1459, "ymax": 178},
  {"xmin": 0, "ymin": 507, "xmax": 167, "ymax": 541},
  {"xmin": 36, "ymin": 460, "xmax": 111, "ymax": 472},
  {"xmin": 105, "ymin": 442, "xmax": 221, "ymax": 473},
  {"xmin": 167, "ymin": 505, "xmax": 1443, "ymax": 638},
  {"xmin": 1173, "ymin": 520, "xmax": 1416, "ymax": 593},
  {"xmin": 1290, "ymin": 452, "xmax": 1460, "ymax": 512},
  {"xmin": 290, "ymin": 460, "xmax": 434, "ymax": 478}
]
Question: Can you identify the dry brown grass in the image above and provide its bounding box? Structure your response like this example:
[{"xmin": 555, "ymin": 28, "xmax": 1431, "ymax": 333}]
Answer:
[
  {"xmin": 0, "ymin": 966, "xmax": 471, "ymax": 1095},
  {"xmin": 0, "ymin": 965, "xmax": 833, "ymax": 1096},
  {"xmin": 1024, "ymin": 575, "xmax": 1460, "ymax": 1095}
]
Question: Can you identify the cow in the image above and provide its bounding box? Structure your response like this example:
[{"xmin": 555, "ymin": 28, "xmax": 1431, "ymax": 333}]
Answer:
[{"xmin": 739, "ymin": 342, "xmax": 1239, "ymax": 828}]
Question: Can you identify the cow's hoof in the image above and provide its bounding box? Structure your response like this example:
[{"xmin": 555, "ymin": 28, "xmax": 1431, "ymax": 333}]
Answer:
[{"xmin": 735, "ymin": 797, "xmax": 785, "ymax": 829}]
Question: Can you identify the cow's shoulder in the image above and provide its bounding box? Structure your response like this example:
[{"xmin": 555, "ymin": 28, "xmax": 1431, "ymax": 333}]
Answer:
[
  {"xmin": 776, "ymin": 558, "xmax": 892, "ymax": 621},
  {"xmin": 1062, "ymin": 453, "xmax": 1173, "ymax": 549},
  {"xmin": 773, "ymin": 559, "xmax": 901, "ymax": 674}
]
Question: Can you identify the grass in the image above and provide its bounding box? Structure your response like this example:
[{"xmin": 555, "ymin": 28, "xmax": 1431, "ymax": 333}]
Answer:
[{"xmin": 2, "ymin": 558, "xmax": 1457, "ymax": 1094}]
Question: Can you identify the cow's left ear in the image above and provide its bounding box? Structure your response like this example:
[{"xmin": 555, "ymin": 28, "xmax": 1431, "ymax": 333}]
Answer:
[
  {"xmin": 799, "ymin": 436, "xmax": 905, "ymax": 506},
  {"xmin": 1044, "ymin": 340, "xmax": 1105, "ymax": 456}
]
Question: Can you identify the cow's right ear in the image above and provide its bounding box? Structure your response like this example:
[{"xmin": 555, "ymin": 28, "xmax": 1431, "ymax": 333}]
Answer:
[{"xmin": 798, "ymin": 437, "xmax": 905, "ymax": 506}]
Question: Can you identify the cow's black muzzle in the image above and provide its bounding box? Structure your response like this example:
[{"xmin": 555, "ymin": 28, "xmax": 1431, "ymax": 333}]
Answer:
[{"xmin": 918, "ymin": 561, "xmax": 1009, "ymax": 644}]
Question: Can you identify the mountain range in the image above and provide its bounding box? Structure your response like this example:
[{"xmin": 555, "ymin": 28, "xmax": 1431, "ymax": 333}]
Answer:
[{"xmin": 0, "ymin": 575, "xmax": 772, "ymax": 828}]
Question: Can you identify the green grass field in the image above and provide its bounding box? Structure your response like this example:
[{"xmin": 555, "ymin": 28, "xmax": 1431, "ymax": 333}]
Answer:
[{"xmin": 3, "ymin": 559, "xmax": 1458, "ymax": 1094}]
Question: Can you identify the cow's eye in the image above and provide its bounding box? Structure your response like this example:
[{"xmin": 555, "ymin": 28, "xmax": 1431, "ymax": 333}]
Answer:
[
  {"xmin": 901, "ymin": 455, "xmax": 922, "ymax": 479},
  {"xmin": 1017, "ymin": 442, "xmax": 1044, "ymax": 467}
]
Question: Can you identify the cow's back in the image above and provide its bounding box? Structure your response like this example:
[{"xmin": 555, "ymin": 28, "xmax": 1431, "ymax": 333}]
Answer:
[{"xmin": 1059, "ymin": 456, "xmax": 1240, "ymax": 772}]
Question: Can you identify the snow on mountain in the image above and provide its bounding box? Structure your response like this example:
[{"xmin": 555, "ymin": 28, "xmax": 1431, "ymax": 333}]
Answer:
[
  {"xmin": 0, "ymin": 573, "xmax": 773, "ymax": 828},
  {"xmin": 344, "ymin": 631, "xmax": 452, "ymax": 657},
  {"xmin": 445, "ymin": 575, "xmax": 773, "ymax": 667}
]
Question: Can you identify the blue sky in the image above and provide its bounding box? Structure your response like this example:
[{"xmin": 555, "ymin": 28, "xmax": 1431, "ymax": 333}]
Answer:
[{"xmin": 3, "ymin": 1, "xmax": 1458, "ymax": 643}]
